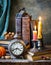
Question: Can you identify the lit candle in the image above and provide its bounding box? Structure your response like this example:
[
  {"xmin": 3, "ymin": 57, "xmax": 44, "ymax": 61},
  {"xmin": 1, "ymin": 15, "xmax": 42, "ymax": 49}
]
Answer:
[
  {"xmin": 38, "ymin": 16, "xmax": 42, "ymax": 39},
  {"xmin": 33, "ymin": 26, "xmax": 37, "ymax": 41}
]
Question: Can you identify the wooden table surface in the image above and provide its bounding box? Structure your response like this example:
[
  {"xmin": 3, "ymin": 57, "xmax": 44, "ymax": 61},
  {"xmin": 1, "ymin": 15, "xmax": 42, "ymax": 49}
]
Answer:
[
  {"xmin": 0, "ymin": 40, "xmax": 51, "ymax": 65},
  {"xmin": 0, "ymin": 59, "xmax": 51, "ymax": 65}
]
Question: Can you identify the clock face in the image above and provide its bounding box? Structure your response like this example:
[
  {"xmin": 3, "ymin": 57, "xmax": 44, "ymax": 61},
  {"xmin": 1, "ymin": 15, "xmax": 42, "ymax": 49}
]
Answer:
[{"xmin": 10, "ymin": 41, "xmax": 24, "ymax": 56}]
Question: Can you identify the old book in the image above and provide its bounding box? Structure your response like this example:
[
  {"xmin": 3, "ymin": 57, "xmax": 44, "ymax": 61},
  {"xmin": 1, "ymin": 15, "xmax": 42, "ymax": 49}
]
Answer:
[
  {"xmin": 22, "ymin": 13, "xmax": 31, "ymax": 48},
  {"xmin": 25, "ymin": 48, "xmax": 51, "ymax": 61}
]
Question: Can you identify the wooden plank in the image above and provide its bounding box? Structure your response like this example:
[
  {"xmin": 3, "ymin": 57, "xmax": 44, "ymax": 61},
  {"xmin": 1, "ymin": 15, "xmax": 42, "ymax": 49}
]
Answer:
[{"xmin": 0, "ymin": 59, "xmax": 51, "ymax": 63}]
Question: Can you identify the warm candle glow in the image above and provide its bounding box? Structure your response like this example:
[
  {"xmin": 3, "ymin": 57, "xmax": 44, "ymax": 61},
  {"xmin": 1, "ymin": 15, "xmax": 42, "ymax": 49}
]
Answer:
[
  {"xmin": 34, "ymin": 25, "xmax": 36, "ymax": 30},
  {"xmin": 39, "ymin": 16, "xmax": 42, "ymax": 21},
  {"xmin": 38, "ymin": 16, "xmax": 42, "ymax": 39},
  {"xmin": 33, "ymin": 25, "xmax": 37, "ymax": 41}
]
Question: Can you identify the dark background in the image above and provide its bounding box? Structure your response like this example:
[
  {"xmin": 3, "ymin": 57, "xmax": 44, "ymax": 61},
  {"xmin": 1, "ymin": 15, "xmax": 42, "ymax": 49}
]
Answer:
[{"xmin": 8, "ymin": 0, "xmax": 51, "ymax": 45}]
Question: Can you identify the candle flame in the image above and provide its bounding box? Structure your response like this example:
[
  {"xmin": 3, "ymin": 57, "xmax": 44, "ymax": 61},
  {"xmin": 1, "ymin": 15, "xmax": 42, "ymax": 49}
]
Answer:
[
  {"xmin": 39, "ymin": 16, "xmax": 42, "ymax": 21},
  {"xmin": 34, "ymin": 25, "xmax": 36, "ymax": 30}
]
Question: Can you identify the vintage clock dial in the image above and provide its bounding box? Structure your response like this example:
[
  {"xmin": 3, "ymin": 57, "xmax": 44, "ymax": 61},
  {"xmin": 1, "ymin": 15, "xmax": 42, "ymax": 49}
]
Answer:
[
  {"xmin": 11, "ymin": 42, "xmax": 24, "ymax": 55},
  {"xmin": 8, "ymin": 39, "xmax": 27, "ymax": 58}
]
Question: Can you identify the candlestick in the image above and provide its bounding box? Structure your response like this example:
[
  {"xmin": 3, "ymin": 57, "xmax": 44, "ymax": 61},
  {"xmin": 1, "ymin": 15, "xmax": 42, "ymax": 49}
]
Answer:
[
  {"xmin": 30, "ymin": 25, "xmax": 38, "ymax": 53},
  {"xmin": 37, "ymin": 16, "xmax": 44, "ymax": 50}
]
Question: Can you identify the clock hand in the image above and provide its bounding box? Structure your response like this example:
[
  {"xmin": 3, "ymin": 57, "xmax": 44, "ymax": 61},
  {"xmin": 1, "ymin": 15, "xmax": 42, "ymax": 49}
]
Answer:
[
  {"xmin": 17, "ymin": 48, "xmax": 22, "ymax": 51},
  {"xmin": 12, "ymin": 48, "xmax": 22, "ymax": 51}
]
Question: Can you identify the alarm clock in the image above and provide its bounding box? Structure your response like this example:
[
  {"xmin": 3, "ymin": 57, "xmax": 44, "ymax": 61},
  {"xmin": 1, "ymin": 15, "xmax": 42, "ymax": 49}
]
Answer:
[{"xmin": 8, "ymin": 39, "xmax": 27, "ymax": 58}]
